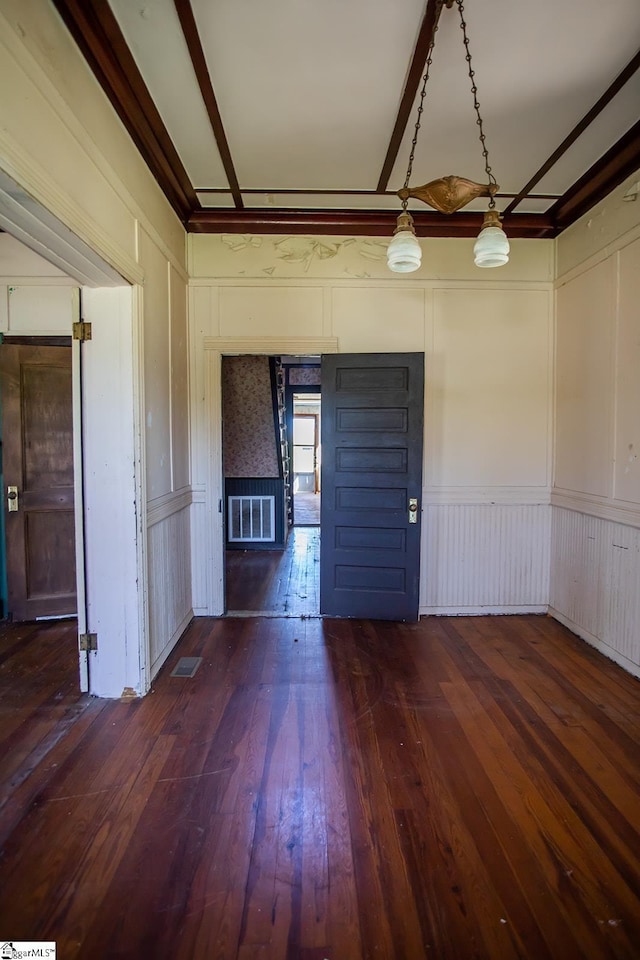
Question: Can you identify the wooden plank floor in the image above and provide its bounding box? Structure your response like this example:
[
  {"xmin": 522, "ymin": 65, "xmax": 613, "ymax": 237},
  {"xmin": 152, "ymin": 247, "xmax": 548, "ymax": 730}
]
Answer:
[
  {"xmin": 293, "ymin": 493, "xmax": 320, "ymax": 526},
  {"xmin": 0, "ymin": 618, "xmax": 107, "ymax": 847},
  {"xmin": 1, "ymin": 614, "xmax": 639, "ymax": 958},
  {"xmin": 226, "ymin": 526, "xmax": 320, "ymax": 615}
]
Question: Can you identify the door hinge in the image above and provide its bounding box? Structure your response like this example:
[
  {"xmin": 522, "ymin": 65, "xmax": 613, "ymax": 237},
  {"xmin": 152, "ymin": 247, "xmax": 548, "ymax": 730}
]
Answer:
[
  {"xmin": 73, "ymin": 321, "xmax": 92, "ymax": 341},
  {"xmin": 79, "ymin": 632, "xmax": 98, "ymax": 651}
]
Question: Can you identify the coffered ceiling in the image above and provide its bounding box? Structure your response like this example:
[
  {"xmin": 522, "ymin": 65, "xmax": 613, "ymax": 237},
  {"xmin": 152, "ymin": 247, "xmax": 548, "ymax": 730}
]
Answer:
[{"xmin": 51, "ymin": 0, "xmax": 640, "ymax": 238}]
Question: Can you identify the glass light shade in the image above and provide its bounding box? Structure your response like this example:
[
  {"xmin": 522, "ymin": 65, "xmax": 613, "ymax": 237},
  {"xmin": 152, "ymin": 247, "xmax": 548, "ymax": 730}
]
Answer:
[
  {"xmin": 474, "ymin": 210, "xmax": 509, "ymax": 268},
  {"xmin": 387, "ymin": 212, "xmax": 422, "ymax": 273}
]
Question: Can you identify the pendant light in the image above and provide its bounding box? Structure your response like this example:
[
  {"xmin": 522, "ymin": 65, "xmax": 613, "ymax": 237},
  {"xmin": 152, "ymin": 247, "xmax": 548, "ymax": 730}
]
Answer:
[
  {"xmin": 388, "ymin": 0, "xmax": 509, "ymax": 273},
  {"xmin": 387, "ymin": 211, "xmax": 422, "ymax": 273}
]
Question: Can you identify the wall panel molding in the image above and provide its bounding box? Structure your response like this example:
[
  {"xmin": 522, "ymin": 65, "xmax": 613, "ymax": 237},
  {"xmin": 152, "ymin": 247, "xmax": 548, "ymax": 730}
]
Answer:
[
  {"xmin": 191, "ymin": 277, "xmax": 553, "ymax": 292},
  {"xmin": 424, "ymin": 486, "xmax": 550, "ymax": 505},
  {"xmin": 551, "ymin": 488, "xmax": 640, "ymax": 529},
  {"xmin": 204, "ymin": 336, "xmax": 339, "ymax": 354}
]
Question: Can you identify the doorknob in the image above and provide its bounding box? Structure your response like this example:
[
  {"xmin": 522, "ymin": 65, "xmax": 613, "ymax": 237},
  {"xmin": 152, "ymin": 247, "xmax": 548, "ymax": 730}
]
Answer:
[
  {"xmin": 7, "ymin": 485, "xmax": 19, "ymax": 512},
  {"xmin": 408, "ymin": 497, "xmax": 418, "ymax": 523}
]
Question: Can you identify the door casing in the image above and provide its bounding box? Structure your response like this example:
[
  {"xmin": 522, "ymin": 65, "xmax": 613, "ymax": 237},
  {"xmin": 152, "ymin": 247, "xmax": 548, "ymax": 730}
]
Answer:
[{"xmin": 206, "ymin": 339, "xmax": 424, "ymax": 621}]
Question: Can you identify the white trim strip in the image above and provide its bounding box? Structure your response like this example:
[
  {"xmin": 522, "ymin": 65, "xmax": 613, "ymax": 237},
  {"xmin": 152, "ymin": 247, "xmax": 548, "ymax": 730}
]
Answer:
[
  {"xmin": 203, "ymin": 336, "xmax": 339, "ymax": 354},
  {"xmin": 424, "ymin": 486, "xmax": 551, "ymax": 505},
  {"xmin": 147, "ymin": 487, "xmax": 193, "ymax": 527},
  {"xmin": 551, "ymin": 489, "xmax": 640, "ymax": 529}
]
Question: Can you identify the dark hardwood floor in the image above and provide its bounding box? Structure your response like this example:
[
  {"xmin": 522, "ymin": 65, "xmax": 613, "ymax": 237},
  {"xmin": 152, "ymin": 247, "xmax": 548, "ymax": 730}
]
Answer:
[
  {"xmin": 226, "ymin": 526, "xmax": 320, "ymax": 615},
  {"xmin": 1, "ymin": 612, "xmax": 639, "ymax": 958}
]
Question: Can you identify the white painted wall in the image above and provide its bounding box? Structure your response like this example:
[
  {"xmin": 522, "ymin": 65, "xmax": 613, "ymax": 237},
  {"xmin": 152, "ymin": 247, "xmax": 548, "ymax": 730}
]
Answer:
[
  {"xmin": 0, "ymin": 234, "xmax": 76, "ymax": 335},
  {"xmin": 0, "ymin": 231, "xmax": 72, "ymax": 281},
  {"xmin": 552, "ymin": 169, "xmax": 640, "ymax": 676},
  {"xmin": 0, "ymin": 1, "xmax": 193, "ymax": 694},
  {"xmin": 0, "ymin": 285, "xmax": 75, "ymax": 336},
  {"xmin": 189, "ymin": 234, "xmax": 554, "ymax": 616}
]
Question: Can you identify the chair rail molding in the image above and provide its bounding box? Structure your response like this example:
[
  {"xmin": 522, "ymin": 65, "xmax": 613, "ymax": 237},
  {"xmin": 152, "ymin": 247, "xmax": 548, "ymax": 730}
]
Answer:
[{"xmin": 551, "ymin": 488, "xmax": 640, "ymax": 529}]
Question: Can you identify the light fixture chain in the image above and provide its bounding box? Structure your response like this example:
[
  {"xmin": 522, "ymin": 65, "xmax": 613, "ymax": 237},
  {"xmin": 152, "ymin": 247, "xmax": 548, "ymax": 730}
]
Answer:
[
  {"xmin": 456, "ymin": 0, "xmax": 497, "ymax": 208},
  {"xmin": 402, "ymin": 0, "xmax": 445, "ymax": 209}
]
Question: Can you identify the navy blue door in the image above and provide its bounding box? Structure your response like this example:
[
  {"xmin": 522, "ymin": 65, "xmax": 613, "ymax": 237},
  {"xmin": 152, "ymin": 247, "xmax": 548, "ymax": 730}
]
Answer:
[{"xmin": 320, "ymin": 353, "xmax": 424, "ymax": 620}]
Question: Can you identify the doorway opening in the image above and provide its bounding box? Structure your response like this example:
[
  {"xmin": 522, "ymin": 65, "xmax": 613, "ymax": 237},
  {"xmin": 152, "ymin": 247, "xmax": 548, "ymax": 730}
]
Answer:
[
  {"xmin": 222, "ymin": 355, "xmax": 321, "ymax": 617},
  {"xmin": 292, "ymin": 394, "xmax": 321, "ymax": 527}
]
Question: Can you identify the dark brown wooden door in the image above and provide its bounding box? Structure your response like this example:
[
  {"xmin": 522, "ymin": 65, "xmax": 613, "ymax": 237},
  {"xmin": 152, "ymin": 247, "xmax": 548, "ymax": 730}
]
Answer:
[
  {"xmin": 1, "ymin": 343, "xmax": 76, "ymax": 621},
  {"xmin": 320, "ymin": 353, "xmax": 424, "ymax": 621}
]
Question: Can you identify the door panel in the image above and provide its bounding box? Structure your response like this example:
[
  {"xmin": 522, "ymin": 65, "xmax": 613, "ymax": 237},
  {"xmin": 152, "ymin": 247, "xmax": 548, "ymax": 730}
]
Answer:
[
  {"xmin": 1, "ymin": 343, "xmax": 76, "ymax": 621},
  {"xmin": 320, "ymin": 353, "xmax": 424, "ymax": 621}
]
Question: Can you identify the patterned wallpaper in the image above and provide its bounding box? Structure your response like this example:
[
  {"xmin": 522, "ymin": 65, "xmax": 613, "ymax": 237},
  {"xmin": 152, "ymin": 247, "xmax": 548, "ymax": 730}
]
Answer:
[
  {"xmin": 222, "ymin": 356, "xmax": 279, "ymax": 478},
  {"xmin": 288, "ymin": 366, "xmax": 321, "ymax": 385}
]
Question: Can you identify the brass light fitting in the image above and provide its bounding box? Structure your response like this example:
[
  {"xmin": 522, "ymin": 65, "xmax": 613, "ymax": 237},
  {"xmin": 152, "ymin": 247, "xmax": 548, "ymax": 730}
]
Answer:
[{"xmin": 387, "ymin": 0, "xmax": 510, "ymax": 272}]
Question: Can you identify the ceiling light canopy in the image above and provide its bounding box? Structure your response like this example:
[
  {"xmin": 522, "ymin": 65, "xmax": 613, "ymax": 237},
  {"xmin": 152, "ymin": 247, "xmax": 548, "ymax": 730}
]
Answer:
[{"xmin": 388, "ymin": 0, "xmax": 510, "ymax": 273}]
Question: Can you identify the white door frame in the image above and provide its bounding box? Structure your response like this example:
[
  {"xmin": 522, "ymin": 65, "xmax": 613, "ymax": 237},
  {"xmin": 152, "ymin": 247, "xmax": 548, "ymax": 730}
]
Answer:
[{"xmin": 0, "ymin": 169, "xmax": 150, "ymax": 698}]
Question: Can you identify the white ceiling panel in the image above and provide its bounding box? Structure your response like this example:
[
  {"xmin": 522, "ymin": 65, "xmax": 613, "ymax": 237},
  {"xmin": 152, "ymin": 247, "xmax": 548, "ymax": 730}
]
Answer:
[
  {"xmin": 196, "ymin": 192, "xmax": 237, "ymax": 208},
  {"xmin": 109, "ymin": 0, "xmax": 230, "ymax": 188},
  {"xmin": 191, "ymin": 0, "xmax": 426, "ymax": 189},
  {"xmin": 238, "ymin": 194, "xmax": 400, "ymax": 211},
  {"xmin": 512, "ymin": 198, "xmax": 557, "ymax": 215},
  {"xmin": 389, "ymin": 0, "xmax": 640, "ymax": 197},
  {"xmin": 535, "ymin": 72, "xmax": 640, "ymax": 196}
]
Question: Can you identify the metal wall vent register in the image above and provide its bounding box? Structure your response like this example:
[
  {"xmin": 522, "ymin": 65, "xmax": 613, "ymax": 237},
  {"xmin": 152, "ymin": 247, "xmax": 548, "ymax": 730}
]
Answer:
[
  {"xmin": 228, "ymin": 495, "xmax": 275, "ymax": 542},
  {"xmin": 170, "ymin": 657, "xmax": 203, "ymax": 678}
]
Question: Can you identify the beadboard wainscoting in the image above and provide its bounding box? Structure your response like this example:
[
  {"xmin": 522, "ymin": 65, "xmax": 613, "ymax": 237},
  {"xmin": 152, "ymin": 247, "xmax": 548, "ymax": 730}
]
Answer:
[
  {"xmin": 147, "ymin": 489, "xmax": 194, "ymax": 678},
  {"xmin": 421, "ymin": 499, "xmax": 551, "ymax": 615},
  {"xmin": 550, "ymin": 505, "xmax": 640, "ymax": 678}
]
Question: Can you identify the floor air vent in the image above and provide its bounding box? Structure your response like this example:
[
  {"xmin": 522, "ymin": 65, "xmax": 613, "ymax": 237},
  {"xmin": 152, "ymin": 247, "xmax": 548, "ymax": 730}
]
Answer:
[
  {"xmin": 228, "ymin": 495, "xmax": 275, "ymax": 542},
  {"xmin": 170, "ymin": 656, "xmax": 203, "ymax": 678}
]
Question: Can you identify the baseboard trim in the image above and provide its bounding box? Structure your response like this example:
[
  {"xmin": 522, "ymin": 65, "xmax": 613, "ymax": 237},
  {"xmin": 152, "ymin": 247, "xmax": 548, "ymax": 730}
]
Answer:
[
  {"xmin": 548, "ymin": 607, "xmax": 640, "ymax": 680},
  {"xmin": 420, "ymin": 605, "xmax": 548, "ymax": 617}
]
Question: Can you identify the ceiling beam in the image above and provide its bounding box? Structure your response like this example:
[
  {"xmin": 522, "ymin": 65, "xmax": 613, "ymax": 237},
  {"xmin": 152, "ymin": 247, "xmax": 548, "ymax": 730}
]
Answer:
[
  {"xmin": 187, "ymin": 208, "xmax": 556, "ymax": 239},
  {"xmin": 50, "ymin": 0, "xmax": 199, "ymax": 224},
  {"xmin": 376, "ymin": 0, "xmax": 446, "ymax": 193},
  {"xmin": 550, "ymin": 118, "xmax": 640, "ymax": 229},
  {"xmin": 173, "ymin": 0, "xmax": 243, "ymax": 209},
  {"xmin": 505, "ymin": 49, "xmax": 640, "ymax": 216}
]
